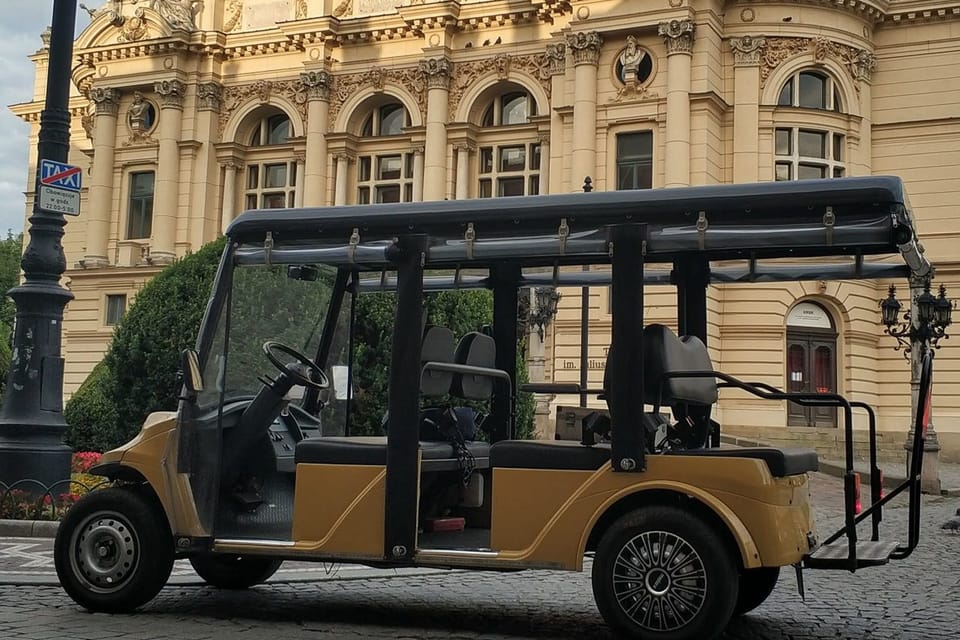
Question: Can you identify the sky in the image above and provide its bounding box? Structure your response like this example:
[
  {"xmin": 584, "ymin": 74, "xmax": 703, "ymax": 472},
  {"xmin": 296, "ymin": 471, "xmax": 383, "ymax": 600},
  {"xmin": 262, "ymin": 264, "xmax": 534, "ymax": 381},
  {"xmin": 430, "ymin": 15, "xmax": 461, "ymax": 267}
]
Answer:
[{"xmin": 0, "ymin": 4, "xmax": 90, "ymax": 235}]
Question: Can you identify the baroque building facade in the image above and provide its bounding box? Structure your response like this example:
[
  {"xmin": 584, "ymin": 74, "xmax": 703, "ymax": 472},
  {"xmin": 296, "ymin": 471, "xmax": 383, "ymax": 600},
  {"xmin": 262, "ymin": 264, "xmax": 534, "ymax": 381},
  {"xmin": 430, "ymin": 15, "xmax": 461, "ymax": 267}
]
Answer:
[{"xmin": 10, "ymin": 0, "xmax": 960, "ymax": 462}]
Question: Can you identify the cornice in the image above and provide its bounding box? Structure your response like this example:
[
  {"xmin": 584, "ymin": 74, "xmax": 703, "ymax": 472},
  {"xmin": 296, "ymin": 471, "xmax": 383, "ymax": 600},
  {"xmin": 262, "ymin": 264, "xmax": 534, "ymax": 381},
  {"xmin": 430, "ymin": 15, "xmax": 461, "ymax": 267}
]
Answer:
[{"xmin": 882, "ymin": 3, "xmax": 960, "ymax": 23}]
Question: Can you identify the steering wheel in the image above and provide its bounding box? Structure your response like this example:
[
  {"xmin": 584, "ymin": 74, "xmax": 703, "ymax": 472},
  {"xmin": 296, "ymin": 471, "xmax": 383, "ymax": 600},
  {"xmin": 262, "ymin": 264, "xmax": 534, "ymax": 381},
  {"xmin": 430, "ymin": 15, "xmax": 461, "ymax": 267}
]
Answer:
[{"xmin": 262, "ymin": 341, "xmax": 330, "ymax": 390}]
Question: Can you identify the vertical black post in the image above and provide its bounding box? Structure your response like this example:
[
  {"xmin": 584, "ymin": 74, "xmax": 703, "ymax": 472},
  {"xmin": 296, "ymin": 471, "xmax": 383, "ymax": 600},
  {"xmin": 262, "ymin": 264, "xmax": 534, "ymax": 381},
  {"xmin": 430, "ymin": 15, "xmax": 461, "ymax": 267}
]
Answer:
[
  {"xmin": 0, "ymin": 1, "xmax": 77, "ymax": 490},
  {"xmin": 675, "ymin": 256, "xmax": 709, "ymax": 345},
  {"xmin": 609, "ymin": 225, "xmax": 646, "ymax": 472},
  {"xmin": 491, "ymin": 264, "xmax": 520, "ymax": 442},
  {"xmin": 384, "ymin": 236, "xmax": 426, "ymax": 561},
  {"xmin": 579, "ymin": 277, "xmax": 589, "ymax": 407}
]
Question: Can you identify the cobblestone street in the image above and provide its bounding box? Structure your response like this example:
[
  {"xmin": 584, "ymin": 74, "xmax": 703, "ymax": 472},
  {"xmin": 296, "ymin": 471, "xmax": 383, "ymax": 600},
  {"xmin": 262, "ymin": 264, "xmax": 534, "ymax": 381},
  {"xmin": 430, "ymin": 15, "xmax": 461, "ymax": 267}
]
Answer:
[{"xmin": 1, "ymin": 472, "xmax": 957, "ymax": 640}]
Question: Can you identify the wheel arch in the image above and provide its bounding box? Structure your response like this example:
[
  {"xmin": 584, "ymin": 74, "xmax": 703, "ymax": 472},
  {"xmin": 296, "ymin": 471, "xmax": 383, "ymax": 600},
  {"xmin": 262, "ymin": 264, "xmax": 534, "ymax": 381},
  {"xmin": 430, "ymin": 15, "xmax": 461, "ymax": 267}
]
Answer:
[
  {"xmin": 582, "ymin": 485, "xmax": 761, "ymax": 570},
  {"xmin": 88, "ymin": 463, "xmax": 172, "ymax": 534}
]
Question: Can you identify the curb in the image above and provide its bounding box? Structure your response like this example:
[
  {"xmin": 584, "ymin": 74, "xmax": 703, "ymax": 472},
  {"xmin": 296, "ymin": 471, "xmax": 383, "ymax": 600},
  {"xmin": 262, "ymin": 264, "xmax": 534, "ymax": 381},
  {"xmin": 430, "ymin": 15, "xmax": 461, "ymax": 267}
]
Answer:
[{"xmin": 0, "ymin": 519, "xmax": 59, "ymax": 538}]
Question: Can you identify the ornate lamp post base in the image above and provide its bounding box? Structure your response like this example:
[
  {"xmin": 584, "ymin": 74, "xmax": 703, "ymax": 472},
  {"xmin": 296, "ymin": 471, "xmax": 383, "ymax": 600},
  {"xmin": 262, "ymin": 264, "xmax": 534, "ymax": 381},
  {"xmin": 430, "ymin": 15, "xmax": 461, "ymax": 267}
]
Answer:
[{"xmin": 905, "ymin": 429, "xmax": 941, "ymax": 494}]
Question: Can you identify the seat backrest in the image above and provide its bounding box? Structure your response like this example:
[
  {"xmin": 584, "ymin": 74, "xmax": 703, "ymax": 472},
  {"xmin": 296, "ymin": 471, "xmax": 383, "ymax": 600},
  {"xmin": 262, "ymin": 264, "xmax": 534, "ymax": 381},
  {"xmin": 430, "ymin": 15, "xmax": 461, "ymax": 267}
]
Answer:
[
  {"xmin": 642, "ymin": 324, "xmax": 718, "ymax": 407},
  {"xmin": 420, "ymin": 325, "xmax": 456, "ymax": 397},
  {"xmin": 450, "ymin": 331, "xmax": 496, "ymax": 400}
]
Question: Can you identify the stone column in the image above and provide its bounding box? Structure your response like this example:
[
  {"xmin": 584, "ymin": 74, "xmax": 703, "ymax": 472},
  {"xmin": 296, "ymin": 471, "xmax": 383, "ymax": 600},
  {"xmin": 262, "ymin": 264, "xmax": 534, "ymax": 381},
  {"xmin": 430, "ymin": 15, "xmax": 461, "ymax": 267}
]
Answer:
[
  {"xmin": 731, "ymin": 36, "xmax": 764, "ymax": 184},
  {"xmin": 544, "ymin": 42, "xmax": 566, "ymax": 194},
  {"xmin": 538, "ymin": 134, "xmax": 550, "ymax": 195},
  {"xmin": 151, "ymin": 79, "xmax": 186, "ymax": 264},
  {"xmin": 300, "ymin": 70, "xmax": 332, "ymax": 206},
  {"xmin": 659, "ymin": 19, "xmax": 695, "ymax": 188},
  {"xmin": 81, "ymin": 87, "xmax": 120, "ymax": 267},
  {"xmin": 220, "ymin": 160, "xmax": 241, "ymax": 233},
  {"xmin": 412, "ymin": 145, "xmax": 425, "ymax": 202},
  {"xmin": 334, "ymin": 153, "xmax": 350, "ymax": 205},
  {"xmin": 454, "ymin": 143, "xmax": 471, "ymax": 200},
  {"xmin": 419, "ymin": 57, "xmax": 452, "ymax": 201},
  {"xmin": 566, "ymin": 32, "xmax": 602, "ymax": 188}
]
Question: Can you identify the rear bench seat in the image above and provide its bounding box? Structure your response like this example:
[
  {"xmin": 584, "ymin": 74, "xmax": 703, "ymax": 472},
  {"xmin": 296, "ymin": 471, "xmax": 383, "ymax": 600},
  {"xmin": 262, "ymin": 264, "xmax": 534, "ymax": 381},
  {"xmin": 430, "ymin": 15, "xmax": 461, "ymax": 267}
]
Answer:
[
  {"xmin": 489, "ymin": 440, "xmax": 818, "ymax": 478},
  {"xmin": 295, "ymin": 436, "xmax": 490, "ymax": 473}
]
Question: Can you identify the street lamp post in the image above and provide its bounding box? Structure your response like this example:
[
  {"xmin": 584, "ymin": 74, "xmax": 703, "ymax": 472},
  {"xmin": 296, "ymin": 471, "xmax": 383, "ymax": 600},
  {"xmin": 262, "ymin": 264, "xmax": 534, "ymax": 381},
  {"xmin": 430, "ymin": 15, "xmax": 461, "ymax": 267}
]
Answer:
[
  {"xmin": 880, "ymin": 277, "xmax": 952, "ymax": 494},
  {"xmin": 0, "ymin": 1, "xmax": 77, "ymax": 490}
]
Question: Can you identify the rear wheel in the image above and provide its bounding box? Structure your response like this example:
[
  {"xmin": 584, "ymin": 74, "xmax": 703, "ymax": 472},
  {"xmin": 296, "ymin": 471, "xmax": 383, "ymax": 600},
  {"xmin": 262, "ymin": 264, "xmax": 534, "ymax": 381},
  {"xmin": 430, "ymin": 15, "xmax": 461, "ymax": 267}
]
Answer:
[
  {"xmin": 54, "ymin": 487, "xmax": 174, "ymax": 613},
  {"xmin": 189, "ymin": 554, "xmax": 282, "ymax": 589},
  {"xmin": 733, "ymin": 566, "xmax": 780, "ymax": 616},
  {"xmin": 592, "ymin": 505, "xmax": 739, "ymax": 640}
]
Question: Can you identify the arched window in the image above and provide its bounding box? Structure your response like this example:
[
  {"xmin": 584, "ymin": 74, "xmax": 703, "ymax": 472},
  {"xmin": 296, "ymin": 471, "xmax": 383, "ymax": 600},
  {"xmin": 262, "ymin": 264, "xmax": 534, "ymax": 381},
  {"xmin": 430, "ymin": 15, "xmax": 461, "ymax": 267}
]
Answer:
[
  {"xmin": 357, "ymin": 102, "xmax": 414, "ymax": 204},
  {"xmin": 774, "ymin": 71, "xmax": 846, "ymax": 182},
  {"xmin": 476, "ymin": 88, "xmax": 540, "ymax": 198},
  {"xmin": 786, "ymin": 301, "xmax": 838, "ymax": 428},
  {"xmin": 244, "ymin": 110, "xmax": 297, "ymax": 209}
]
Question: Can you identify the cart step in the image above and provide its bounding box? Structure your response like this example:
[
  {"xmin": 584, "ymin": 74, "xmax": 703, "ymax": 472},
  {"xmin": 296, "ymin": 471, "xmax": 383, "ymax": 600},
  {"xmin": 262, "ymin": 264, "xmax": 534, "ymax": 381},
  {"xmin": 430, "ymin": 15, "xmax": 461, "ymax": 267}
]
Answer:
[{"xmin": 804, "ymin": 540, "xmax": 899, "ymax": 569}]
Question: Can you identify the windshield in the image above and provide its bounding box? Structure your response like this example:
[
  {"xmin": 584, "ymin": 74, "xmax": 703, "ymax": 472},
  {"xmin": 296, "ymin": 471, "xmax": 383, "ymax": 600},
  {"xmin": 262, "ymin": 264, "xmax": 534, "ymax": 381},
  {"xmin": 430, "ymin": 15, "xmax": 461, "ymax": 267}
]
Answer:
[{"xmin": 199, "ymin": 262, "xmax": 339, "ymax": 406}]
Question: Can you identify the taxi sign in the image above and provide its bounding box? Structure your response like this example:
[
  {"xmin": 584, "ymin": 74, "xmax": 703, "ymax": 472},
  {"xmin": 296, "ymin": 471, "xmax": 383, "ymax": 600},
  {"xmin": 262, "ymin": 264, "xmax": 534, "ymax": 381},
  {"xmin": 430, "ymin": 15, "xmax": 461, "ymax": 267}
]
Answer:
[{"xmin": 38, "ymin": 159, "xmax": 82, "ymax": 216}]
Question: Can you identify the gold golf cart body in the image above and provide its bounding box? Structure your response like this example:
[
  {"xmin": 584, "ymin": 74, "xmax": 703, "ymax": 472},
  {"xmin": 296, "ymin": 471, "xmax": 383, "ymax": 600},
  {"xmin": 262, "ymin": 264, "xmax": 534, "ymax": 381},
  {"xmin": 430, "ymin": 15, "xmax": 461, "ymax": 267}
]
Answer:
[{"xmin": 58, "ymin": 177, "xmax": 934, "ymax": 640}]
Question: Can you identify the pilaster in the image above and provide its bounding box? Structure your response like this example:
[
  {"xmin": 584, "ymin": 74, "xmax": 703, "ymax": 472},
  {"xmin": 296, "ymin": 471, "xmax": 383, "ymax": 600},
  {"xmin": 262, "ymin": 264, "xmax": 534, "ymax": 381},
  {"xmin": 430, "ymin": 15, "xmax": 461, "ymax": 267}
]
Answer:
[
  {"xmin": 81, "ymin": 87, "xmax": 121, "ymax": 268},
  {"xmin": 420, "ymin": 56, "xmax": 452, "ymax": 201},
  {"xmin": 566, "ymin": 32, "xmax": 601, "ymax": 188}
]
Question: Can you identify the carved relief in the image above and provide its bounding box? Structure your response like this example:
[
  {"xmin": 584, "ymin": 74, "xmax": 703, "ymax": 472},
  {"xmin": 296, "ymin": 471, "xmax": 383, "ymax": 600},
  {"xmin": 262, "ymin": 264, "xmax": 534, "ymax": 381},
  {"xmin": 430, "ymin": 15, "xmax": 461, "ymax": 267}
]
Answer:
[
  {"xmin": 565, "ymin": 31, "xmax": 602, "ymax": 66},
  {"xmin": 219, "ymin": 79, "xmax": 311, "ymax": 138},
  {"xmin": 759, "ymin": 37, "xmax": 877, "ymax": 90},
  {"xmin": 730, "ymin": 35, "xmax": 766, "ymax": 66},
  {"xmin": 545, "ymin": 42, "xmax": 565, "ymax": 76},
  {"xmin": 449, "ymin": 52, "xmax": 551, "ymax": 117},
  {"xmin": 659, "ymin": 19, "xmax": 695, "ymax": 55},
  {"xmin": 139, "ymin": 0, "xmax": 201, "ymax": 32},
  {"xmin": 301, "ymin": 70, "xmax": 333, "ymax": 101},
  {"xmin": 419, "ymin": 57, "xmax": 452, "ymax": 91},
  {"xmin": 197, "ymin": 82, "xmax": 223, "ymax": 111},
  {"xmin": 494, "ymin": 54, "xmax": 510, "ymax": 80},
  {"xmin": 295, "ymin": 0, "xmax": 308, "ymax": 19},
  {"xmin": 155, "ymin": 79, "xmax": 186, "ymax": 108},
  {"xmin": 333, "ymin": 0, "xmax": 352, "ymax": 17},
  {"xmin": 328, "ymin": 67, "xmax": 425, "ymax": 127},
  {"xmin": 89, "ymin": 87, "xmax": 121, "ymax": 117},
  {"xmin": 223, "ymin": 0, "xmax": 243, "ymax": 32},
  {"xmin": 118, "ymin": 8, "xmax": 148, "ymax": 41}
]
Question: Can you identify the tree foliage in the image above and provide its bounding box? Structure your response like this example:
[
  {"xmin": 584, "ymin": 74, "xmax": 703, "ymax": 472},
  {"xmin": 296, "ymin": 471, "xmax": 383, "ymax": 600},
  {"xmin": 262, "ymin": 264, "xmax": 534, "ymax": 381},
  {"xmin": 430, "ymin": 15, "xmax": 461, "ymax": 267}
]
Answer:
[{"xmin": 64, "ymin": 239, "xmax": 535, "ymax": 451}]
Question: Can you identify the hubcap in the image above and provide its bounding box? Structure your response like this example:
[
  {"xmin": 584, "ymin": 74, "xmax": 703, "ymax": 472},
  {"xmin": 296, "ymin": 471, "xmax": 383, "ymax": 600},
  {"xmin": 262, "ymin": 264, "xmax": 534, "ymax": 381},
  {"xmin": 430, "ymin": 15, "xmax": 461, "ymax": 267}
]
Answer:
[
  {"xmin": 612, "ymin": 530, "xmax": 707, "ymax": 632},
  {"xmin": 69, "ymin": 511, "xmax": 139, "ymax": 594}
]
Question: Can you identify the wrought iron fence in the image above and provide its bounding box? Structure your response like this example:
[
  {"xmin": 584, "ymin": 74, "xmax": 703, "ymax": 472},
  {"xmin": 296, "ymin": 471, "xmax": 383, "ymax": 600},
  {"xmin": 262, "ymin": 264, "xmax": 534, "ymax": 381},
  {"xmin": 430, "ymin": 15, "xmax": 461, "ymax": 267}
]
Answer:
[{"xmin": 0, "ymin": 477, "xmax": 110, "ymax": 522}]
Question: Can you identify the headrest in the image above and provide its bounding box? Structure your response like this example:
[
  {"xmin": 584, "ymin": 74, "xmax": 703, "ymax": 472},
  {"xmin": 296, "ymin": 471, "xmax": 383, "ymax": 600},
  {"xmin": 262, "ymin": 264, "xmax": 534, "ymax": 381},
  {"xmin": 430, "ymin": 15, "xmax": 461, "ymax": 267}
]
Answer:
[
  {"xmin": 451, "ymin": 332, "xmax": 496, "ymax": 400},
  {"xmin": 643, "ymin": 324, "xmax": 717, "ymax": 406},
  {"xmin": 420, "ymin": 325, "xmax": 455, "ymax": 397}
]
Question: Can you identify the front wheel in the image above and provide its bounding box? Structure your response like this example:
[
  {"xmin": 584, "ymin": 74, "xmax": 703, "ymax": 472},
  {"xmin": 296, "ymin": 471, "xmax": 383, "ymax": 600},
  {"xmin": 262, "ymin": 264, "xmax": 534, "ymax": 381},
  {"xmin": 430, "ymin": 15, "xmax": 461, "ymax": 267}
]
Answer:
[
  {"xmin": 733, "ymin": 566, "xmax": 780, "ymax": 616},
  {"xmin": 592, "ymin": 505, "xmax": 739, "ymax": 640},
  {"xmin": 189, "ymin": 554, "xmax": 282, "ymax": 589},
  {"xmin": 54, "ymin": 487, "xmax": 174, "ymax": 613}
]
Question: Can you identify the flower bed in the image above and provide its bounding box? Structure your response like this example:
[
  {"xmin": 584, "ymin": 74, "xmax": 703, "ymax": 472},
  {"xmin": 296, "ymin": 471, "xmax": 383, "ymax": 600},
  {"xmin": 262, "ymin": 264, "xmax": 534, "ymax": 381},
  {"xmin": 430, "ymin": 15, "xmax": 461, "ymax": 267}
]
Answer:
[{"xmin": 0, "ymin": 451, "xmax": 109, "ymax": 521}]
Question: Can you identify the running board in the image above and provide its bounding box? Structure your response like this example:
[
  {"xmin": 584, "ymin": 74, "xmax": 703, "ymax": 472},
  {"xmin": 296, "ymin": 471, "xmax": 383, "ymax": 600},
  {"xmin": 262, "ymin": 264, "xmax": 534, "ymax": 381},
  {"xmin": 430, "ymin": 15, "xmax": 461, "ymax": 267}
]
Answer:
[{"xmin": 804, "ymin": 540, "xmax": 900, "ymax": 570}]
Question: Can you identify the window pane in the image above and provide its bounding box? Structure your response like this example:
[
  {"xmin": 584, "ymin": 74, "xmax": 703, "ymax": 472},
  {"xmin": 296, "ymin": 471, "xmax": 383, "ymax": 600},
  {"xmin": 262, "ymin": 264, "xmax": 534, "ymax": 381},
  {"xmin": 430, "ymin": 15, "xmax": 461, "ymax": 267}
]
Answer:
[
  {"xmin": 480, "ymin": 148, "xmax": 493, "ymax": 174},
  {"xmin": 814, "ymin": 346, "xmax": 832, "ymax": 393},
  {"xmin": 529, "ymin": 176, "xmax": 539, "ymax": 196},
  {"xmin": 833, "ymin": 87, "xmax": 843, "ymax": 113},
  {"xmin": 380, "ymin": 104, "xmax": 404, "ymax": 136},
  {"xmin": 246, "ymin": 194, "xmax": 257, "ymax": 210},
  {"xmin": 288, "ymin": 192, "xmax": 295, "ymax": 207},
  {"xmin": 798, "ymin": 72, "xmax": 827, "ymax": 109},
  {"xmin": 617, "ymin": 132, "xmax": 653, "ymax": 160},
  {"xmin": 246, "ymin": 166, "xmax": 260, "ymax": 189},
  {"xmin": 833, "ymin": 134, "xmax": 844, "ymax": 161},
  {"xmin": 498, "ymin": 177, "xmax": 524, "ymax": 197},
  {"xmin": 775, "ymin": 162, "xmax": 792, "ymax": 181},
  {"xmin": 265, "ymin": 163, "xmax": 287, "ymax": 188},
  {"xmin": 267, "ymin": 115, "xmax": 290, "ymax": 145},
  {"xmin": 798, "ymin": 130, "xmax": 826, "ymax": 158},
  {"xmin": 376, "ymin": 184, "xmax": 401, "ymax": 203},
  {"xmin": 105, "ymin": 294, "xmax": 126, "ymax": 326},
  {"xmin": 251, "ymin": 126, "xmax": 262, "ymax": 147},
  {"xmin": 778, "ymin": 79, "xmax": 793, "ymax": 106},
  {"xmin": 361, "ymin": 115, "xmax": 374, "ymax": 137},
  {"xmin": 359, "ymin": 157, "xmax": 372, "ymax": 182},
  {"xmin": 501, "ymin": 93, "xmax": 528, "ymax": 125},
  {"xmin": 404, "ymin": 183, "xmax": 413, "ymax": 202},
  {"xmin": 531, "ymin": 143, "xmax": 541, "ymax": 170},
  {"xmin": 797, "ymin": 164, "xmax": 826, "ymax": 180},
  {"xmin": 788, "ymin": 344, "xmax": 806, "ymax": 392},
  {"xmin": 616, "ymin": 132, "xmax": 653, "ymax": 190},
  {"xmin": 378, "ymin": 155, "xmax": 402, "ymax": 180},
  {"xmin": 262, "ymin": 193, "xmax": 287, "ymax": 208},
  {"xmin": 500, "ymin": 146, "xmax": 526, "ymax": 172},
  {"xmin": 290, "ymin": 162, "xmax": 297, "ymax": 187},
  {"xmin": 405, "ymin": 153, "xmax": 414, "ymax": 179},
  {"xmin": 481, "ymin": 104, "xmax": 495, "ymax": 127},
  {"xmin": 358, "ymin": 186, "xmax": 370, "ymax": 204},
  {"xmin": 126, "ymin": 172, "xmax": 154, "ymax": 239},
  {"xmin": 479, "ymin": 179, "xmax": 492, "ymax": 198},
  {"xmin": 833, "ymin": 167, "xmax": 845, "ymax": 178},
  {"xmin": 775, "ymin": 129, "xmax": 792, "ymax": 156}
]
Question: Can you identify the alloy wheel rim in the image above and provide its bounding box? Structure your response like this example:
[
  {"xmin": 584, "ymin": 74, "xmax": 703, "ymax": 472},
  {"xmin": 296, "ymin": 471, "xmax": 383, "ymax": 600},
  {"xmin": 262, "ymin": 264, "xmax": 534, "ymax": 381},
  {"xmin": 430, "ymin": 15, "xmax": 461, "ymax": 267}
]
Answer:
[
  {"xmin": 69, "ymin": 510, "xmax": 140, "ymax": 594},
  {"xmin": 611, "ymin": 530, "xmax": 707, "ymax": 632}
]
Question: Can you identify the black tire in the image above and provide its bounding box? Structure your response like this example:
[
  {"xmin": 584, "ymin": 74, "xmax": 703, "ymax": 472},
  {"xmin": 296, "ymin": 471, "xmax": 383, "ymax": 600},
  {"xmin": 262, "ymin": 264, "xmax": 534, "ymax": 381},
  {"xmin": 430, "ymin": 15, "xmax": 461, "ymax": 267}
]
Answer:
[
  {"xmin": 592, "ymin": 505, "xmax": 739, "ymax": 640},
  {"xmin": 733, "ymin": 566, "xmax": 780, "ymax": 616},
  {"xmin": 54, "ymin": 487, "xmax": 174, "ymax": 613},
  {"xmin": 189, "ymin": 554, "xmax": 282, "ymax": 589}
]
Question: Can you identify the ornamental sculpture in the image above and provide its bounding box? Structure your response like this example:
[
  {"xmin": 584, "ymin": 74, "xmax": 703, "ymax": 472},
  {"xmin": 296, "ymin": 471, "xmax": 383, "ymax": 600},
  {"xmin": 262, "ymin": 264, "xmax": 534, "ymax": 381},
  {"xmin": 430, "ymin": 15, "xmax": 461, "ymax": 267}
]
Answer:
[
  {"xmin": 659, "ymin": 19, "xmax": 695, "ymax": 54},
  {"xmin": 419, "ymin": 57, "xmax": 453, "ymax": 90},
  {"xmin": 565, "ymin": 31, "xmax": 602, "ymax": 65},
  {"xmin": 730, "ymin": 35, "xmax": 766, "ymax": 66}
]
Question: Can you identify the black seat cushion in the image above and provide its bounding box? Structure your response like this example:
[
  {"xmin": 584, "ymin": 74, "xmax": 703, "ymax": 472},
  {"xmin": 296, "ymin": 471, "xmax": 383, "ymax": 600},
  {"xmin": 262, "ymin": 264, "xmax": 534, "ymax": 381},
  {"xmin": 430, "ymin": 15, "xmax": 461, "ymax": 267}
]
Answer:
[
  {"xmin": 295, "ymin": 436, "xmax": 490, "ymax": 472},
  {"xmin": 643, "ymin": 324, "xmax": 718, "ymax": 406},
  {"xmin": 490, "ymin": 440, "xmax": 611, "ymax": 471},
  {"xmin": 420, "ymin": 326, "xmax": 456, "ymax": 396},
  {"xmin": 666, "ymin": 446, "xmax": 819, "ymax": 477},
  {"xmin": 451, "ymin": 332, "xmax": 497, "ymax": 400}
]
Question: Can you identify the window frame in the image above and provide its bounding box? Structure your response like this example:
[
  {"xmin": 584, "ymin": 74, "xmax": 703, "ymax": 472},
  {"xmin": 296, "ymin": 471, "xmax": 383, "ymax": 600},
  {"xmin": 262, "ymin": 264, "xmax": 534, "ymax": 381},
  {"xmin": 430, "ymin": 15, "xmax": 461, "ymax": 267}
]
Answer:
[
  {"xmin": 125, "ymin": 170, "xmax": 155, "ymax": 240},
  {"xmin": 104, "ymin": 293, "xmax": 127, "ymax": 327},
  {"xmin": 777, "ymin": 70, "xmax": 844, "ymax": 113},
  {"xmin": 615, "ymin": 131, "xmax": 654, "ymax": 191}
]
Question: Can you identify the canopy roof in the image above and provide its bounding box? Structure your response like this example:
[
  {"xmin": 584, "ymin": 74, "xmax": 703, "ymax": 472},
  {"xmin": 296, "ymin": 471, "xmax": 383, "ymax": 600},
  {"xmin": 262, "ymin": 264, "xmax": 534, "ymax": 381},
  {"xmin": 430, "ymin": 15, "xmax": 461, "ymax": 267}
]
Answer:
[{"xmin": 227, "ymin": 176, "xmax": 930, "ymax": 277}]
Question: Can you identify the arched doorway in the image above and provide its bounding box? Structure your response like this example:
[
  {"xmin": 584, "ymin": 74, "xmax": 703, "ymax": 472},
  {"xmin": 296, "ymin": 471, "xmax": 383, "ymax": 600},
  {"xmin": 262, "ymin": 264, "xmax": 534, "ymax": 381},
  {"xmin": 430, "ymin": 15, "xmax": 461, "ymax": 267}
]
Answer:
[{"xmin": 786, "ymin": 301, "xmax": 838, "ymax": 428}]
